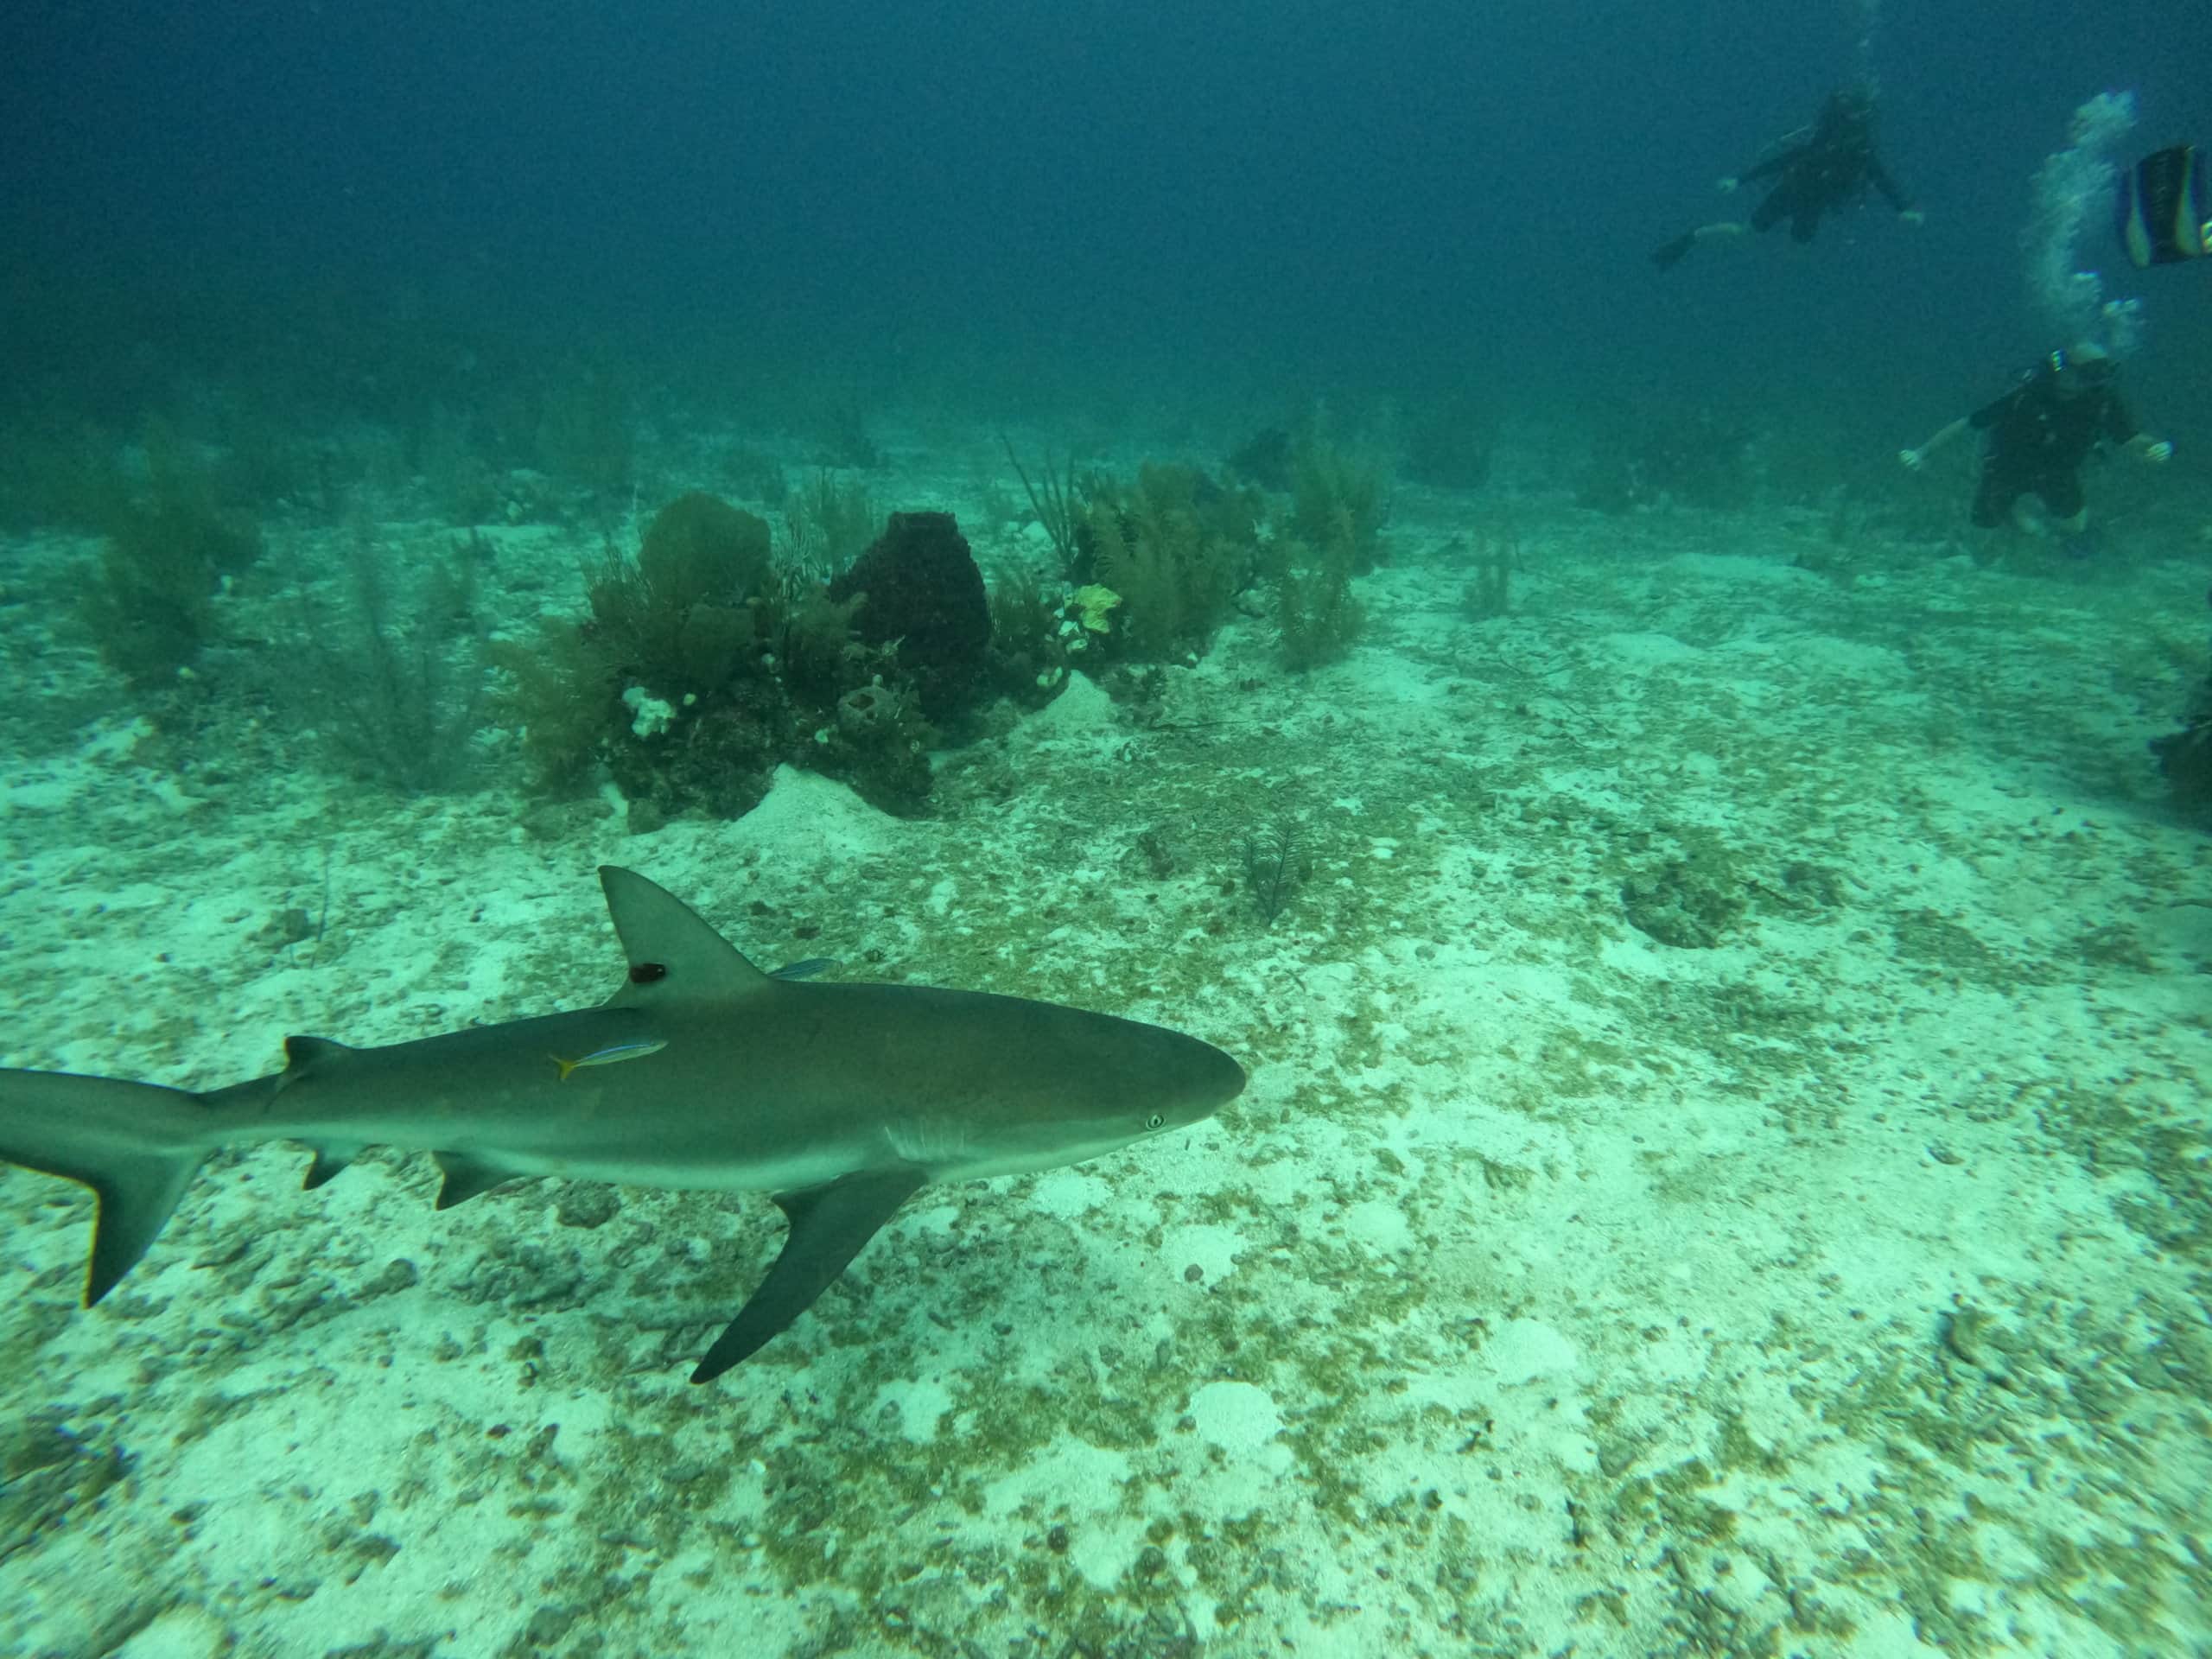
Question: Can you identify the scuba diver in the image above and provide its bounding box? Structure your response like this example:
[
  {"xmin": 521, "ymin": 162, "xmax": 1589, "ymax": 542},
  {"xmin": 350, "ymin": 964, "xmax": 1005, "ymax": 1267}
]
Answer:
[
  {"xmin": 2117, "ymin": 144, "xmax": 2211, "ymax": 267},
  {"xmin": 1898, "ymin": 343, "xmax": 2172, "ymax": 555},
  {"xmin": 1652, "ymin": 86, "xmax": 1923, "ymax": 270}
]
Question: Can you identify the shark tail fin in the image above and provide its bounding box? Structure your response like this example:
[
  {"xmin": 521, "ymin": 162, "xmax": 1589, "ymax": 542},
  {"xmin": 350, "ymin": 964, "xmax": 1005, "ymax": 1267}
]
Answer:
[{"xmin": 0, "ymin": 1069, "xmax": 214, "ymax": 1304}]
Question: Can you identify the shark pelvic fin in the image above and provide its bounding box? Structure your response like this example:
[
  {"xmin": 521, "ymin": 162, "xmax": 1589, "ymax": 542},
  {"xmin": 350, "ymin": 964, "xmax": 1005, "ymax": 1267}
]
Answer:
[
  {"xmin": 302, "ymin": 1150, "xmax": 354, "ymax": 1189},
  {"xmin": 598, "ymin": 867, "xmax": 772, "ymax": 1007},
  {"xmin": 691, "ymin": 1164, "xmax": 928, "ymax": 1382},
  {"xmin": 430, "ymin": 1151, "xmax": 520, "ymax": 1209}
]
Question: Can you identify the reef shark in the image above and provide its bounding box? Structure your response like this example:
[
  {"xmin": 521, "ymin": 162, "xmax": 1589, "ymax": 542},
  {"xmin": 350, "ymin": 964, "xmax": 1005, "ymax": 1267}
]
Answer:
[{"xmin": 0, "ymin": 867, "xmax": 1244, "ymax": 1381}]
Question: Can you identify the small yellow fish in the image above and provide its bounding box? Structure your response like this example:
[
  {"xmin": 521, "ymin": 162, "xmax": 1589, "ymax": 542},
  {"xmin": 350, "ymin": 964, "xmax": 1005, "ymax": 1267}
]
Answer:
[{"xmin": 550, "ymin": 1038, "xmax": 668, "ymax": 1082}]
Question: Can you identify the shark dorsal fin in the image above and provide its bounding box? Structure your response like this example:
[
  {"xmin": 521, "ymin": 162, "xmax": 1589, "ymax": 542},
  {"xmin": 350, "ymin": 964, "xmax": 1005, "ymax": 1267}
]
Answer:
[{"xmin": 598, "ymin": 866, "xmax": 772, "ymax": 1007}]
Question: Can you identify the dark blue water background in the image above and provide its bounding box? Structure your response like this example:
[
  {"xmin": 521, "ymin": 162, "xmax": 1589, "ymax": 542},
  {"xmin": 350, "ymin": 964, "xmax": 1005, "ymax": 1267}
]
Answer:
[{"xmin": 4, "ymin": 0, "xmax": 2208, "ymax": 450}]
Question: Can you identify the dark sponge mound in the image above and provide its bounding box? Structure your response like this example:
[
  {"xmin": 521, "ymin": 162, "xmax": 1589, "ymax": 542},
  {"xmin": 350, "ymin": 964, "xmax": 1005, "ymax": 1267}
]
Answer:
[
  {"xmin": 2152, "ymin": 677, "xmax": 2212, "ymax": 820},
  {"xmin": 828, "ymin": 511, "xmax": 991, "ymax": 719},
  {"xmin": 639, "ymin": 491, "xmax": 772, "ymax": 610}
]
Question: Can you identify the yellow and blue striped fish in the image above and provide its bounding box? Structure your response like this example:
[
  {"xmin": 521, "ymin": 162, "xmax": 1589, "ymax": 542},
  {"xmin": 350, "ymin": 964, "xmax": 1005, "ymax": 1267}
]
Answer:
[{"xmin": 550, "ymin": 1038, "xmax": 668, "ymax": 1082}]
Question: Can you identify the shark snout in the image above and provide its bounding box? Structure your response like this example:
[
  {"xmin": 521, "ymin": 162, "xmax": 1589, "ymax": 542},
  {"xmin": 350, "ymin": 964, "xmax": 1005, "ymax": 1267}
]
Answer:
[
  {"xmin": 1157, "ymin": 1032, "xmax": 1246, "ymax": 1128},
  {"xmin": 1196, "ymin": 1044, "xmax": 1247, "ymax": 1113}
]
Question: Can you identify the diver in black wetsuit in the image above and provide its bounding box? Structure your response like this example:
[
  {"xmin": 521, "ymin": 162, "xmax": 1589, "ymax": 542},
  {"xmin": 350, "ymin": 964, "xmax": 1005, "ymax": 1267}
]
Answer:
[
  {"xmin": 1899, "ymin": 343, "xmax": 2172, "ymax": 554},
  {"xmin": 1653, "ymin": 87, "xmax": 1923, "ymax": 270}
]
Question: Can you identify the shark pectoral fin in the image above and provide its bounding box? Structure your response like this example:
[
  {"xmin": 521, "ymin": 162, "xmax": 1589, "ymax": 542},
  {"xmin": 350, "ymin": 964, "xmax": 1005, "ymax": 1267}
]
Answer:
[
  {"xmin": 430, "ymin": 1151, "xmax": 521, "ymax": 1210},
  {"xmin": 302, "ymin": 1150, "xmax": 353, "ymax": 1190},
  {"xmin": 690, "ymin": 1165, "xmax": 928, "ymax": 1383}
]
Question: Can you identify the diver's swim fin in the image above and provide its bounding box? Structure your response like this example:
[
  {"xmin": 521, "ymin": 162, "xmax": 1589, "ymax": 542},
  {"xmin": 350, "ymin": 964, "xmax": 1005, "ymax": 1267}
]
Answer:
[
  {"xmin": 1650, "ymin": 231, "xmax": 1696, "ymax": 271},
  {"xmin": 2117, "ymin": 145, "xmax": 2210, "ymax": 268}
]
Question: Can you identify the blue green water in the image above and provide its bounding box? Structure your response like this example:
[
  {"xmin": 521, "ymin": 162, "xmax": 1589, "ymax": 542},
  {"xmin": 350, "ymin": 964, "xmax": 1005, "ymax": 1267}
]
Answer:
[{"xmin": 1, "ymin": 3, "xmax": 2208, "ymax": 1655}]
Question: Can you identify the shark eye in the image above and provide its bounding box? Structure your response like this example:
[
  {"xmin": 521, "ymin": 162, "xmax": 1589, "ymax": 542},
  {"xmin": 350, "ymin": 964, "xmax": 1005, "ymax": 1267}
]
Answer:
[
  {"xmin": 1146, "ymin": 1113, "xmax": 1164, "ymax": 1129},
  {"xmin": 630, "ymin": 963, "xmax": 669, "ymax": 984}
]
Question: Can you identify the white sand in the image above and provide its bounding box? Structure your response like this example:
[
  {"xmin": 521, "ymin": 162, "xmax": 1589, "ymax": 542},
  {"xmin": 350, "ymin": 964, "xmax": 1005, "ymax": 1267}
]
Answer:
[{"xmin": 2, "ymin": 486, "xmax": 2207, "ymax": 1657}]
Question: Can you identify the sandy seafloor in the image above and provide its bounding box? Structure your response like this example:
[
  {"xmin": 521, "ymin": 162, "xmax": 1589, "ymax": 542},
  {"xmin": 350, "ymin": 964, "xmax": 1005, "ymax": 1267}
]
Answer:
[{"xmin": 1, "ymin": 456, "xmax": 2209, "ymax": 1659}]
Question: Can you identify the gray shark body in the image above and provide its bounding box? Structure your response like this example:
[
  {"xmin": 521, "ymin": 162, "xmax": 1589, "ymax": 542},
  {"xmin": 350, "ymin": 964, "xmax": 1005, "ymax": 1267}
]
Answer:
[{"xmin": 0, "ymin": 868, "xmax": 1244, "ymax": 1380}]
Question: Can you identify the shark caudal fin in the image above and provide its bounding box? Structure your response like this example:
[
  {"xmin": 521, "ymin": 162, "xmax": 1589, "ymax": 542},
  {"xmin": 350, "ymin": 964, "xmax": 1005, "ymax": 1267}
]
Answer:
[{"xmin": 0, "ymin": 1070, "xmax": 214, "ymax": 1304}]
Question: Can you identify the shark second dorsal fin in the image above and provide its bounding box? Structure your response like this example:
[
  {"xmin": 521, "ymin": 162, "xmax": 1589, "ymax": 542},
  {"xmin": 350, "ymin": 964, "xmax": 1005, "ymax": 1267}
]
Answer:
[
  {"xmin": 597, "ymin": 867, "xmax": 772, "ymax": 1007},
  {"xmin": 275, "ymin": 1035, "xmax": 356, "ymax": 1095}
]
